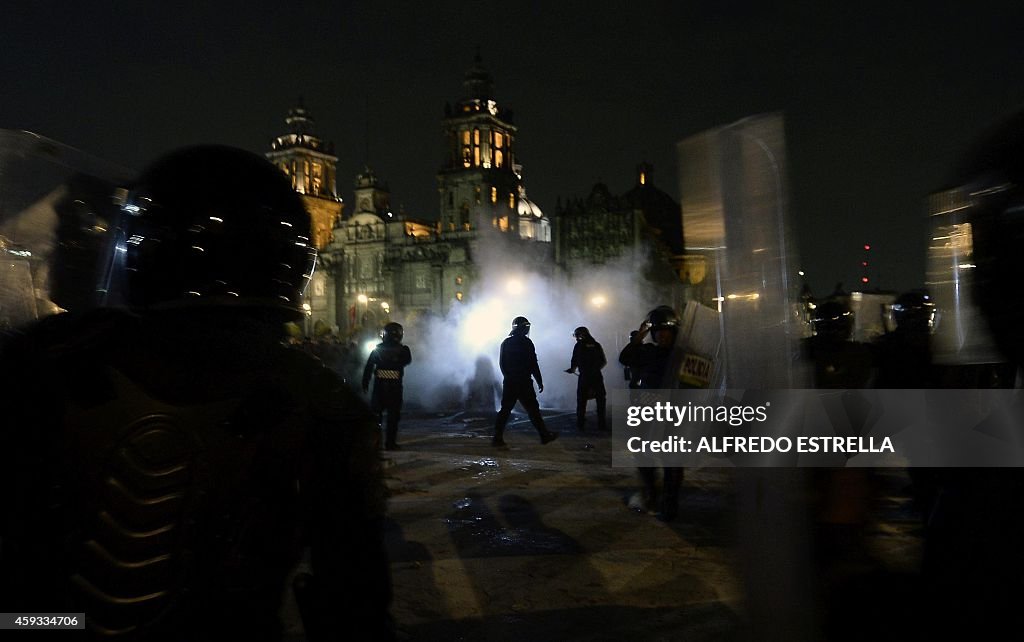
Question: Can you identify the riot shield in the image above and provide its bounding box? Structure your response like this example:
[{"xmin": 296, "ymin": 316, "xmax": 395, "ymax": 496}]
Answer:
[
  {"xmin": 678, "ymin": 112, "xmax": 808, "ymax": 389},
  {"xmin": 0, "ymin": 130, "xmax": 130, "ymax": 328}
]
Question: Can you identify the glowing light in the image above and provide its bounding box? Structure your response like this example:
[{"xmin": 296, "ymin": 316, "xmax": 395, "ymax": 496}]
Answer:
[
  {"xmin": 798, "ymin": 270, "xmax": 805, "ymax": 276},
  {"xmin": 590, "ymin": 294, "xmax": 607, "ymax": 308},
  {"xmin": 123, "ymin": 204, "xmax": 141, "ymax": 214},
  {"xmin": 278, "ymin": 220, "xmax": 291, "ymax": 227},
  {"xmin": 302, "ymin": 303, "xmax": 311, "ymax": 311},
  {"xmin": 506, "ymin": 279, "xmax": 523, "ymax": 295},
  {"xmin": 210, "ymin": 216, "xmax": 224, "ymax": 223},
  {"xmin": 864, "ymin": 244, "xmax": 871, "ymax": 251},
  {"xmin": 357, "ymin": 294, "xmax": 368, "ymax": 304},
  {"xmin": 460, "ymin": 299, "xmax": 512, "ymax": 351},
  {"xmin": 363, "ymin": 340, "xmax": 377, "ymax": 356}
]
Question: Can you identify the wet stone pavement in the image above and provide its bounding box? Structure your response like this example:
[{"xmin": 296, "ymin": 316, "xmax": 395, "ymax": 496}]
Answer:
[{"xmin": 374, "ymin": 410, "xmax": 923, "ymax": 641}]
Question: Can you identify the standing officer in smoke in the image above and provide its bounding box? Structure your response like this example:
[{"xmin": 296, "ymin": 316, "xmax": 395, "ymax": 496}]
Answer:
[
  {"xmin": 493, "ymin": 316, "xmax": 559, "ymax": 447},
  {"xmin": 564, "ymin": 326, "xmax": 608, "ymax": 431},
  {"xmin": 363, "ymin": 321, "xmax": 412, "ymax": 450},
  {"xmin": 0, "ymin": 146, "xmax": 394, "ymax": 641}
]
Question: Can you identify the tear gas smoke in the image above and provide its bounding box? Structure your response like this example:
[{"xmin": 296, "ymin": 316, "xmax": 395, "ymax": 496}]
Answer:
[{"xmin": 400, "ymin": 235, "xmax": 679, "ymax": 413}]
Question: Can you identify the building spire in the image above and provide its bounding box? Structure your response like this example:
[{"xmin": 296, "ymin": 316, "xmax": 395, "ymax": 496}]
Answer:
[{"xmin": 463, "ymin": 47, "xmax": 494, "ymax": 100}]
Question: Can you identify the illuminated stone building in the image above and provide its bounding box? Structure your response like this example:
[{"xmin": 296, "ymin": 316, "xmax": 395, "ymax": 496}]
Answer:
[
  {"xmin": 276, "ymin": 56, "xmax": 688, "ymax": 337},
  {"xmin": 278, "ymin": 56, "xmax": 552, "ymax": 336},
  {"xmin": 265, "ymin": 102, "xmax": 343, "ymax": 332},
  {"xmin": 438, "ymin": 53, "xmax": 551, "ymax": 243}
]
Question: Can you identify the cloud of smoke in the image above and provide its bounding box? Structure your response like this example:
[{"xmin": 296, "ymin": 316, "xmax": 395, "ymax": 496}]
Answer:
[{"xmin": 400, "ymin": 232, "xmax": 677, "ymax": 413}]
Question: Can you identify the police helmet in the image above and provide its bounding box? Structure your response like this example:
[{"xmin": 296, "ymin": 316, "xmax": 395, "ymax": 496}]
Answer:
[
  {"xmin": 511, "ymin": 316, "xmax": 531, "ymax": 335},
  {"xmin": 573, "ymin": 326, "xmax": 591, "ymax": 340},
  {"xmin": 891, "ymin": 291, "xmax": 934, "ymax": 334},
  {"xmin": 108, "ymin": 146, "xmax": 316, "ymax": 319},
  {"xmin": 381, "ymin": 322, "xmax": 404, "ymax": 343},
  {"xmin": 646, "ymin": 306, "xmax": 679, "ymax": 333}
]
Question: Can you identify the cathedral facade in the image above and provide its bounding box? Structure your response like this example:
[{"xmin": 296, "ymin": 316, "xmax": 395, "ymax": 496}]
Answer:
[{"xmin": 269, "ymin": 57, "xmax": 683, "ymax": 338}]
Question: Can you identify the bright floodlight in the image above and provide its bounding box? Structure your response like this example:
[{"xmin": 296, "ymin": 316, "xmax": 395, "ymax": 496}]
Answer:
[
  {"xmin": 590, "ymin": 294, "xmax": 607, "ymax": 308},
  {"xmin": 460, "ymin": 299, "xmax": 510, "ymax": 351},
  {"xmin": 506, "ymin": 279, "xmax": 523, "ymax": 295},
  {"xmin": 357, "ymin": 294, "xmax": 368, "ymax": 304}
]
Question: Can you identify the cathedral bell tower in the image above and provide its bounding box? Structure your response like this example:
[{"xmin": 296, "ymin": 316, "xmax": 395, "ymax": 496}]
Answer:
[
  {"xmin": 266, "ymin": 100, "xmax": 344, "ymax": 250},
  {"xmin": 437, "ymin": 52, "xmax": 524, "ymax": 236}
]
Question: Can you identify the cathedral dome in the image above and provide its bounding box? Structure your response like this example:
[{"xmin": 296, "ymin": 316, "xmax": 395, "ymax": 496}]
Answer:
[{"xmin": 517, "ymin": 195, "xmax": 543, "ymax": 218}]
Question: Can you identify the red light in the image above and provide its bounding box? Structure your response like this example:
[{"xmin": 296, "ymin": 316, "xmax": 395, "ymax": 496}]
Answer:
[
  {"xmin": 861, "ymin": 277, "xmax": 869, "ymax": 283},
  {"xmin": 862, "ymin": 261, "xmax": 868, "ymax": 267},
  {"xmin": 864, "ymin": 244, "xmax": 871, "ymax": 251}
]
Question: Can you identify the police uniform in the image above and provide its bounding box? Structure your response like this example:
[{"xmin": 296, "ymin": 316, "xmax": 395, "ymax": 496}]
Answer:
[
  {"xmin": 0, "ymin": 146, "xmax": 395, "ymax": 641},
  {"xmin": 493, "ymin": 318, "xmax": 558, "ymax": 446},
  {"xmin": 568, "ymin": 329, "xmax": 608, "ymax": 430},
  {"xmin": 362, "ymin": 334, "xmax": 412, "ymax": 450}
]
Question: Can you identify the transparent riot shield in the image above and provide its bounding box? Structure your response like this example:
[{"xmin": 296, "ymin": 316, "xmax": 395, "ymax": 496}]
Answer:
[
  {"xmin": 678, "ymin": 112, "xmax": 808, "ymax": 389},
  {"xmin": 926, "ymin": 186, "xmax": 1005, "ymax": 365},
  {"xmin": 0, "ymin": 130, "xmax": 130, "ymax": 330},
  {"xmin": 679, "ymin": 114, "xmax": 816, "ymax": 640}
]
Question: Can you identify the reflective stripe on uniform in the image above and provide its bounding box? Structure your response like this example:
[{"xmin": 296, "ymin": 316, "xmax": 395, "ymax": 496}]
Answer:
[{"xmin": 375, "ymin": 369, "xmax": 401, "ymax": 380}]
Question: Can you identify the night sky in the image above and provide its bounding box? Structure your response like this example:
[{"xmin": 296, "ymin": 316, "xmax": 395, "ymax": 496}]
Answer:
[{"xmin": 3, "ymin": 1, "xmax": 1023, "ymax": 294}]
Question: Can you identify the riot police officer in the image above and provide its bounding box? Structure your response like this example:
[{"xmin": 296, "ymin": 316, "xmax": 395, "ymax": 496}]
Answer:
[
  {"xmin": 914, "ymin": 111, "xmax": 1024, "ymax": 636},
  {"xmin": 803, "ymin": 298, "xmax": 874, "ymax": 389},
  {"xmin": 0, "ymin": 146, "xmax": 394, "ymax": 641},
  {"xmin": 363, "ymin": 321, "xmax": 412, "ymax": 450},
  {"xmin": 564, "ymin": 326, "xmax": 608, "ymax": 431},
  {"xmin": 493, "ymin": 316, "xmax": 559, "ymax": 447},
  {"xmin": 618, "ymin": 306, "xmax": 685, "ymax": 521}
]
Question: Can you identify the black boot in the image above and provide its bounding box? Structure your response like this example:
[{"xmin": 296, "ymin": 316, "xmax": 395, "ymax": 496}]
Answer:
[
  {"xmin": 540, "ymin": 430, "xmax": 559, "ymax": 445},
  {"xmin": 492, "ymin": 420, "xmax": 507, "ymax": 447}
]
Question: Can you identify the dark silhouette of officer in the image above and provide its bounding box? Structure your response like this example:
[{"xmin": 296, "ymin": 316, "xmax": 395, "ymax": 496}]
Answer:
[
  {"xmin": 0, "ymin": 146, "xmax": 394, "ymax": 641},
  {"xmin": 623, "ymin": 330, "xmax": 643, "ymax": 389},
  {"xmin": 802, "ymin": 298, "xmax": 875, "ymax": 389},
  {"xmin": 564, "ymin": 326, "xmax": 607, "ymax": 431},
  {"xmin": 492, "ymin": 316, "xmax": 559, "ymax": 447},
  {"xmin": 363, "ymin": 321, "xmax": 412, "ymax": 450},
  {"xmin": 911, "ymin": 110, "xmax": 1024, "ymax": 638},
  {"xmin": 618, "ymin": 306, "xmax": 685, "ymax": 522}
]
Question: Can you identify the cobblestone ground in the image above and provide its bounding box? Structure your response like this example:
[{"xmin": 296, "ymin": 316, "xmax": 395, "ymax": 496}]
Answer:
[{"xmin": 374, "ymin": 411, "xmax": 923, "ymax": 641}]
